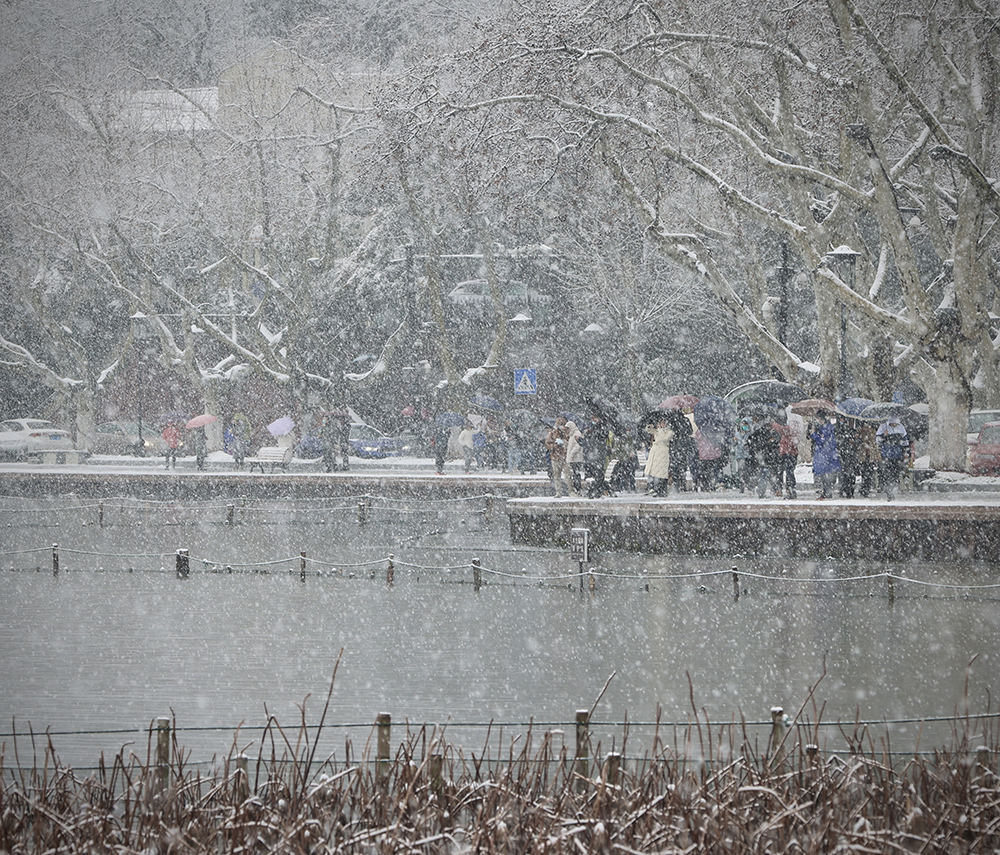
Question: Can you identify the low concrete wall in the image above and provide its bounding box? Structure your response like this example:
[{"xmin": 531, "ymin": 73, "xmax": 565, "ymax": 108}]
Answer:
[{"xmin": 507, "ymin": 500, "xmax": 1000, "ymax": 562}]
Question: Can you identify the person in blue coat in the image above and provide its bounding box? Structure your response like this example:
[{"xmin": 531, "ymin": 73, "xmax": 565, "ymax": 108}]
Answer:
[{"xmin": 809, "ymin": 410, "xmax": 840, "ymax": 499}]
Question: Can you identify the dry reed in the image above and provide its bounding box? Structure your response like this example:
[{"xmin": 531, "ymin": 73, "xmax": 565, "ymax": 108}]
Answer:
[{"xmin": 2, "ymin": 670, "xmax": 998, "ymax": 853}]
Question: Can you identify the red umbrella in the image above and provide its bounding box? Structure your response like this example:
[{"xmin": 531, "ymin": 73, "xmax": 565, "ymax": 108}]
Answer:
[
  {"xmin": 789, "ymin": 398, "xmax": 836, "ymax": 418},
  {"xmin": 185, "ymin": 414, "xmax": 217, "ymax": 429},
  {"xmin": 658, "ymin": 394, "xmax": 699, "ymax": 410}
]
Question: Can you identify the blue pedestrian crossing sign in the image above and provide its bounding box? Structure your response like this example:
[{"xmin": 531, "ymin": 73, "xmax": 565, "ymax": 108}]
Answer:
[{"xmin": 514, "ymin": 368, "xmax": 537, "ymax": 395}]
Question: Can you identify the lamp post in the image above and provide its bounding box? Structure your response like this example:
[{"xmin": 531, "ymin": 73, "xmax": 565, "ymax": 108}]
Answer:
[{"xmin": 825, "ymin": 246, "xmax": 860, "ymax": 399}]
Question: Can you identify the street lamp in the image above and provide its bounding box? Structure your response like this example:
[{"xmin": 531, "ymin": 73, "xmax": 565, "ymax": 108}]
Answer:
[{"xmin": 825, "ymin": 245, "xmax": 860, "ymax": 399}]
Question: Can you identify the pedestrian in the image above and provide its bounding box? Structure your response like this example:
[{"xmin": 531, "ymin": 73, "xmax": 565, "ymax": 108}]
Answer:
[
  {"xmin": 582, "ymin": 414, "xmax": 612, "ymax": 498},
  {"xmin": 162, "ymin": 422, "xmax": 182, "ymax": 469},
  {"xmin": 545, "ymin": 415, "xmax": 574, "ymax": 496},
  {"xmin": 694, "ymin": 428, "xmax": 724, "ymax": 491},
  {"xmin": 667, "ymin": 410, "xmax": 694, "ymax": 491},
  {"xmin": 433, "ymin": 424, "xmax": 450, "ymax": 474},
  {"xmin": 192, "ymin": 427, "xmax": 207, "ymax": 470},
  {"xmin": 321, "ymin": 413, "xmax": 349, "ymax": 472},
  {"xmin": 643, "ymin": 417, "xmax": 674, "ymax": 496},
  {"xmin": 876, "ymin": 416, "xmax": 909, "ymax": 501},
  {"xmin": 458, "ymin": 421, "xmax": 478, "ymax": 473},
  {"xmin": 609, "ymin": 425, "xmax": 638, "ymax": 493},
  {"xmin": 565, "ymin": 420, "xmax": 585, "ymax": 493},
  {"xmin": 733, "ymin": 416, "xmax": 752, "ymax": 493},
  {"xmin": 858, "ymin": 422, "xmax": 879, "ymax": 497},
  {"xmin": 835, "ymin": 415, "xmax": 862, "ymax": 497},
  {"xmin": 809, "ymin": 410, "xmax": 840, "ymax": 499},
  {"xmin": 746, "ymin": 415, "xmax": 780, "ymax": 497},
  {"xmin": 772, "ymin": 411, "xmax": 800, "ymax": 499}
]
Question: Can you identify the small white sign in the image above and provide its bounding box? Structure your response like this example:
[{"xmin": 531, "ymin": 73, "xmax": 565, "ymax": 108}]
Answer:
[{"xmin": 570, "ymin": 527, "xmax": 590, "ymax": 563}]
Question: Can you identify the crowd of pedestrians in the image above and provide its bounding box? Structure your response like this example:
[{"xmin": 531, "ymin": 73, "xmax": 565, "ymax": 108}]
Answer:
[{"xmin": 431, "ymin": 400, "xmax": 914, "ymax": 502}]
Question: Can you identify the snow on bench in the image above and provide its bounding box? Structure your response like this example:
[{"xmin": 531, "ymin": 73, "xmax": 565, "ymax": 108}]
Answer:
[{"xmin": 246, "ymin": 446, "xmax": 293, "ymax": 473}]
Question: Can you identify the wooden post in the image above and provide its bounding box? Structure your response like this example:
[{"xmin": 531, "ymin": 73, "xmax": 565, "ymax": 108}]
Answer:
[
  {"xmin": 52, "ymin": 543, "xmax": 59, "ymax": 576},
  {"xmin": 235, "ymin": 753, "xmax": 249, "ymax": 802},
  {"xmin": 603, "ymin": 752, "xmax": 621, "ymax": 786},
  {"xmin": 589, "ymin": 569, "xmax": 596, "ymax": 592},
  {"xmin": 176, "ymin": 549, "xmax": 189, "ymax": 579},
  {"xmin": 300, "ymin": 551, "xmax": 307, "ymax": 582},
  {"xmin": 770, "ymin": 706, "xmax": 787, "ymax": 771},
  {"xmin": 887, "ymin": 573, "xmax": 895, "ymax": 605},
  {"xmin": 98, "ymin": 501, "xmax": 104, "ymax": 528},
  {"xmin": 429, "ymin": 753, "xmax": 443, "ymax": 794},
  {"xmin": 227, "ymin": 504, "xmax": 235, "ymax": 525},
  {"xmin": 472, "ymin": 558, "xmax": 482, "ymax": 592},
  {"xmin": 575, "ymin": 710, "xmax": 590, "ymax": 786},
  {"xmin": 484, "ymin": 494, "xmax": 494, "ymax": 525},
  {"xmin": 387, "ymin": 554, "xmax": 395, "ymax": 586},
  {"xmin": 733, "ymin": 567, "xmax": 740, "ymax": 601},
  {"xmin": 376, "ymin": 712, "xmax": 391, "ymax": 784},
  {"xmin": 156, "ymin": 717, "xmax": 170, "ymax": 791},
  {"xmin": 358, "ymin": 500, "xmax": 367, "ymax": 524}
]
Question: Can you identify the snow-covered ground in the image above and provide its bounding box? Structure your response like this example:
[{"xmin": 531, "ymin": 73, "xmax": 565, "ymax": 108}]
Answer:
[{"xmin": 3, "ymin": 453, "xmax": 1000, "ymax": 506}]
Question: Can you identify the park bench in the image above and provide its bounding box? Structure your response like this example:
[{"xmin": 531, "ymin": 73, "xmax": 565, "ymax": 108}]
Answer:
[{"xmin": 246, "ymin": 446, "xmax": 293, "ymax": 474}]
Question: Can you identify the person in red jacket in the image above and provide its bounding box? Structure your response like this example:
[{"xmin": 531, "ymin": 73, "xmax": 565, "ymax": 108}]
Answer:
[{"xmin": 162, "ymin": 422, "xmax": 182, "ymax": 469}]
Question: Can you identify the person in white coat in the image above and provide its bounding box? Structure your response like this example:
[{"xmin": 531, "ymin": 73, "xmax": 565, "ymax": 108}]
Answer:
[
  {"xmin": 565, "ymin": 420, "xmax": 584, "ymax": 493},
  {"xmin": 644, "ymin": 417, "xmax": 674, "ymax": 496}
]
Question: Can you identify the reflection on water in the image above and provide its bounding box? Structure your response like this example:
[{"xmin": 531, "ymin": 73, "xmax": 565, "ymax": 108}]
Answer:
[{"xmin": 1, "ymin": 497, "xmax": 998, "ymax": 768}]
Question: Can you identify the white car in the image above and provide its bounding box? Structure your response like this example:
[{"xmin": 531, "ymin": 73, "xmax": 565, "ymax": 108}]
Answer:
[{"xmin": 0, "ymin": 418, "xmax": 75, "ymax": 459}]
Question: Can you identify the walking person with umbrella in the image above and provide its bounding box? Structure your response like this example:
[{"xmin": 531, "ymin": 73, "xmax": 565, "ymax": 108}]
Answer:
[{"xmin": 876, "ymin": 416, "xmax": 909, "ymax": 501}]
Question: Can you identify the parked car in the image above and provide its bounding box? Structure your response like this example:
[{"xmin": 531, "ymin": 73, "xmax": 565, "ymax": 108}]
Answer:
[
  {"xmin": 349, "ymin": 424, "xmax": 413, "ymax": 459},
  {"xmin": 967, "ymin": 409, "xmax": 1000, "ymax": 445},
  {"xmin": 86, "ymin": 421, "xmax": 160, "ymax": 456},
  {"xmin": 970, "ymin": 422, "xmax": 1000, "ymax": 476},
  {"xmin": 0, "ymin": 418, "xmax": 75, "ymax": 459}
]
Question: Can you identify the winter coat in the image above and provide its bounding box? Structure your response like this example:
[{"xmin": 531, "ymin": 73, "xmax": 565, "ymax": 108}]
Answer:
[
  {"xmin": 458, "ymin": 428, "xmax": 477, "ymax": 450},
  {"xmin": 810, "ymin": 422, "xmax": 841, "ymax": 475},
  {"xmin": 581, "ymin": 422, "xmax": 610, "ymax": 465},
  {"xmin": 545, "ymin": 424, "xmax": 570, "ymax": 463},
  {"xmin": 643, "ymin": 426, "xmax": 674, "ymax": 479},
  {"xmin": 747, "ymin": 422, "xmax": 780, "ymax": 468},
  {"xmin": 695, "ymin": 429, "xmax": 723, "ymax": 461},
  {"xmin": 733, "ymin": 418, "xmax": 752, "ymax": 461},
  {"xmin": 876, "ymin": 421, "xmax": 909, "ymax": 461},
  {"xmin": 565, "ymin": 422, "xmax": 584, "ymax": 464},
  {"xmin": 773, "ymin": 422, "xmax": 799, "ymax": 458}
]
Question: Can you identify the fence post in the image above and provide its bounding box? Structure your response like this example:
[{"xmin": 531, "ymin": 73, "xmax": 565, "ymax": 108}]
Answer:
[
  {"xmin": 376, "ymin": 712, "xmax": 391, "ymax": 784},
  {"xmin": 98, "ymin": 501, "xmax": 104, "ymax": 528},
  {"xmin": 733, "ymin": 567, "xmax": 740, "ymax": 601},
  {"xmin": 358, "ymin": 499, "xmax": 367, "ymax": 525},
  {"xmin": 235, "ymin": 753, "xmax": 249, "ymax": 802},
  {"xmin": 52, "ymin": 543, "xmax": 59, "ymax": 576},
  {"xmin": 887, "ymin": 573, "xmax": 895, "ymax": 605},
  {"xmin": 472, "ymin": 558, "xmax": 482, "ymax": 592},
  {"xmin": 575, "ymin": 709, "xmax": 590, "ymax": 787},
  {"xmin": 484, "ymin": 493, "xmax": 494, "ymax": 525},
  {"xmin": 227, "ymin": 504, "xmax": 235, "ymax": 525},
  {"xmin": 603, "ymin": 751, "xmax": 621, "ymax": 787},
  {"xmin": 300, "ymin": 551, "xmax": 307, "ymax": 582},
  {"xmin": 387, "ymin": 554, "xmax": 394, "ymax": 586},
  {"xmin": 770, "ymin": 706, "xmax": 788, "ymax": 772},
  {"xmin": 156, "ymin": 717, "xmax": 171, "ymax": 791},
  {"xmin": 429, "ymin": 752, "xmax": 443, "ymax": 794},
  {"xmin": 176, "ymin": 549, "xmax": 189, "ymax": 579}
]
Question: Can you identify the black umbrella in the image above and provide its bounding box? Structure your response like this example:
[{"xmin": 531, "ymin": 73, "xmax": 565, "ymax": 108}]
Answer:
[
  {"xmin": 727, "ymin": 380, "xmax": 807, "ymax": 406},
  {"xmin": 694, "ymin": 395, "xmax": 736, "ymax": 434},
  {"xmin": 435, "ymin": 411, "xmax": 465, "ymax": 427},
  {"xmin": 584, "ymin": 394, "xmax": 626, "ymax": 434}
]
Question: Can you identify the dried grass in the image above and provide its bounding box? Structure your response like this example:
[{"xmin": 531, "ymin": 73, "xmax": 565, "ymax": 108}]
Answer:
[{"xmin": 2, "ymin": 670, "xmax": 998, "ymax": 853}]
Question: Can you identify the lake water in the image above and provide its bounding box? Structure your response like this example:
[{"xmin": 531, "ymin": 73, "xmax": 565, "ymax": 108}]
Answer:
[{"xmin": 2, "ymin": 494, "xmax": 998, "ymax": 771}]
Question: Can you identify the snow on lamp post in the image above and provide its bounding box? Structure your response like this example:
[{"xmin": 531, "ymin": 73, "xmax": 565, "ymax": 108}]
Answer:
[{"xmin": 825, "ymin": 246, "xmax": 860, "ymax": 399}]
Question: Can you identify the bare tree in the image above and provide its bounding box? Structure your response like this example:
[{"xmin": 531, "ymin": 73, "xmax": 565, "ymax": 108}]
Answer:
[{"xmin": 441, "ymin": 0, "xmax": 1000, "ymax": 470}]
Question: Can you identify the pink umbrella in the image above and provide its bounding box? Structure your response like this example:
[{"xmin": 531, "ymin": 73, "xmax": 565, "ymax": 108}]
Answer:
[
  {"xmin": 185, "ymin": 414, "xmax": 217, "ymax": 429},
  {"xmin": 658, "ymin": 394, "xmax": 699, "ymax": 410},
  {"xmin": 267, "ymin": 416, "xmax": 296, "ymax": 436}
]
